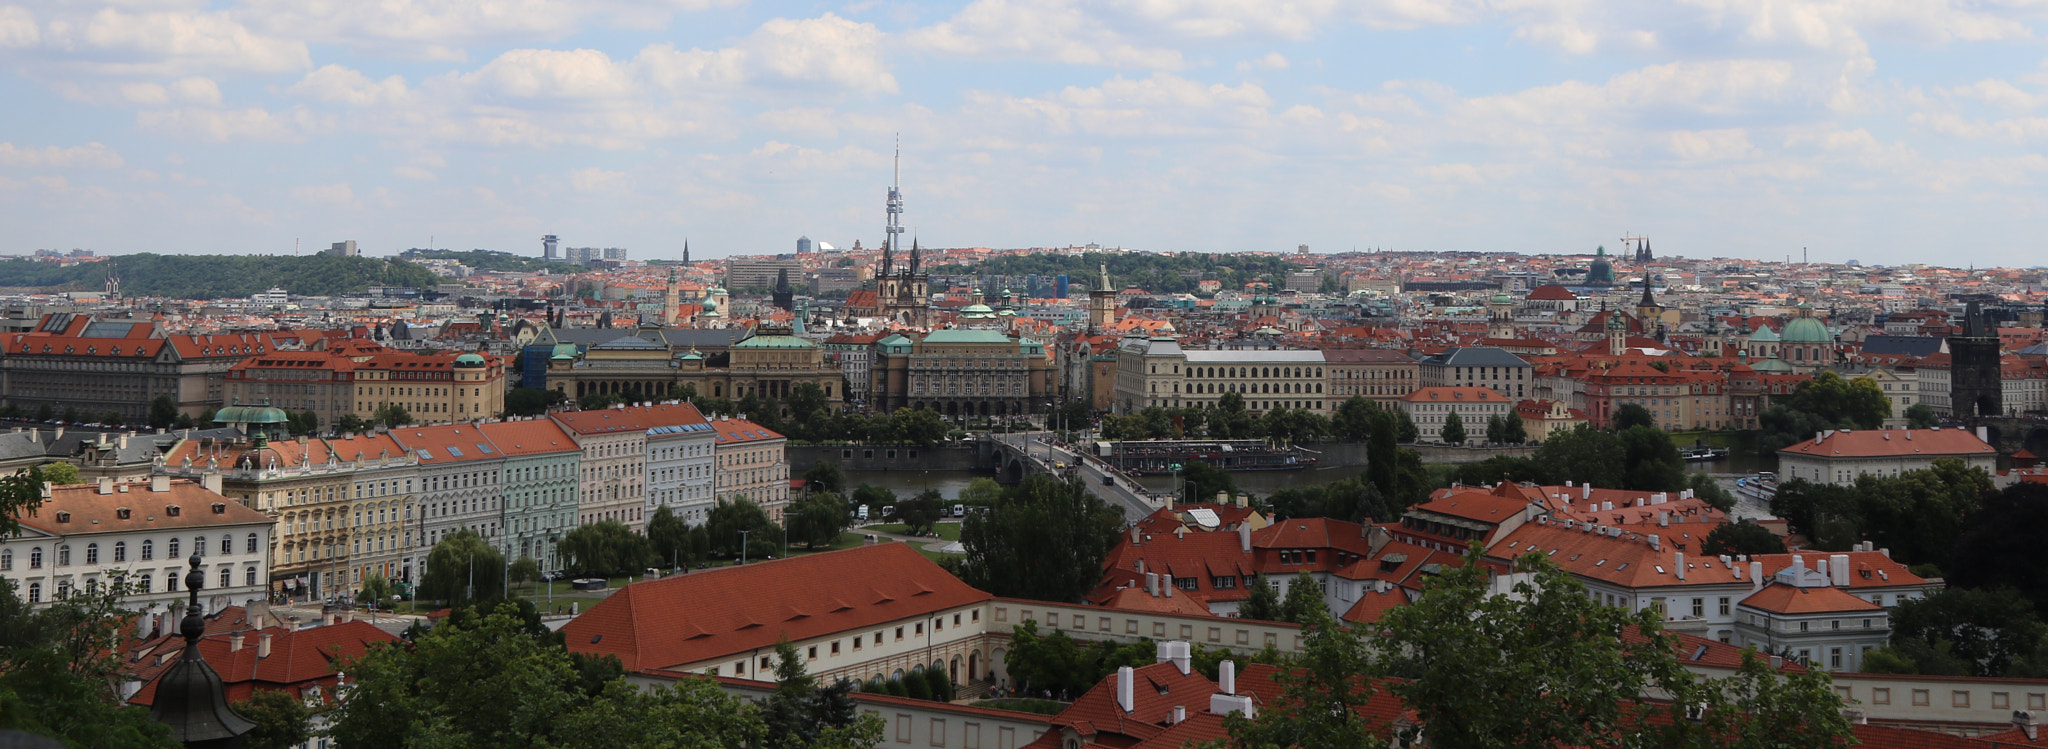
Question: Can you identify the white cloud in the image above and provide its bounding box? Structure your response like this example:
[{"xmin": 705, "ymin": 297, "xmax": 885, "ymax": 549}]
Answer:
[
  {"xmin": 287, "ymin": 65, "xmax": 419, "ymax": 107},
  {"xmin": 290, "ymin": 182, "xmax": 354, "ymax": 205},
  {"xmin": 0, "ymin": 142, "xmax": 125, "ymax": 169},
  {"xmin": 232, "ymin": 0, "xmax": 744, "ymax": 60},
  {"xmin": 136, "ymin": 107, "xmax": 329, "ymax": 142},
  {"xmin": 568, "ymin": 167, "xmax": 626, "ymax": 192},
  {"xmin": 0, "ymin": 6, "xmax": 39, "ymax": 48},
  {"xmin": 1236, "ymin": 52, "xmax": 1289, "ymax": 72},
  {"xmin": 47, "ymin": 9, "xmax": 311, "ymax": 75},
  {"xmin": 462, "ymin": 48, "xmax": 640, "ymax": 101},
  {"xmin": 742, "ymin": 14, "xmax": 896, "ymax": 93},
  {"xmin": 905, "ymin": 0, "xmax": 1188, "ymax": 69}
]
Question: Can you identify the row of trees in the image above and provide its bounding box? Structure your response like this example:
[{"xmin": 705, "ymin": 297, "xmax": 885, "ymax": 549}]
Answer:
[
  {"xmin": 932, "ymin": 251, "xmax": 1305, "ymax": 297},
  {"xmin": 0, "ymin": 252, "xmax": 444, "ymax": 299},
  {"xmin": 1223, "ymin": 548, "xmax": 1855, "ymax": 748},
  {"xmin": 1099, "ymin": 394, "xmax": 1422, "ymax": 444}
]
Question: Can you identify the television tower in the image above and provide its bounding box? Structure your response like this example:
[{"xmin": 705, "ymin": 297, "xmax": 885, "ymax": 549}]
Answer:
[{"xmin": 885, "ymin": 135, "xmax": 904, "ymax": 272}]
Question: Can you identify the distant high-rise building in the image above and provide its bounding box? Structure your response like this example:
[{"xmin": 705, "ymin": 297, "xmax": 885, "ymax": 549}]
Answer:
[
  {"xmin": 327, "ymin": 240, "xmax": 359, "ymax": 257},
  {"xmin": 603, "ymin": 247, "xmax": 628, "ymax": 261},
  {"xmin": 543, "ymin": 234, "xmax": 559, "ymax": 260},
  {"xmin": 1056, "ymin": 274, "xmax": 1069, "ymax": 299},
  {"xmin": 797, "ymin": 236, "xmax": 816, "ymax": 254}
]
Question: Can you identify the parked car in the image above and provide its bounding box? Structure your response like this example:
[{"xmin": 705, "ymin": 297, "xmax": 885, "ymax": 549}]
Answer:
[
  {"xmin": 881, "ymin": 505, "xmax": 896, "ymax": 520},
  {"xmin": 856, "ymin": 504, "xmax": 870, "ymax": 521},
  {"xmin": 952, "ymin": 504, "xmax": 966, "ymax": 517}
]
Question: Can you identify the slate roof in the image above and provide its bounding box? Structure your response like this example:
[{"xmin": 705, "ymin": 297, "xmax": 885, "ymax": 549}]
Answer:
[
  {"xmin": 1860, "ymin": 335, "xmax": 1948, "ymax": 358},
  {"xmin": 1418, "ymin": 346, "xmax": 1533, "ymax": 368}
]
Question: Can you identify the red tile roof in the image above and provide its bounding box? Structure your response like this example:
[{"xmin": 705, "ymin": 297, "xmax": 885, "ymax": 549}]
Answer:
[
  {"xmin": 1780, "ymin": 428, "xmax": 1993, "ymax": 459},
  {"xmin": 1739, "ymin": 582, "xmax": 1883, "ymax": 615},
  {"xmin": 477, "ymin": 418, "xmax": 581, "ymax": 456},
  {"xmin": 550, "ymin": 403, "xmax": 711, "ymax": 436},
  {"xmin": 562, "ymin": 543, "xmax": 989, "ymax": 672},
  {"xmin": 21, "ymin": 479, "xmax": 271, "ymax": 536},
  {"xmin": 128, "ymin": 608, "xmax": 398, "ymax": 707}
]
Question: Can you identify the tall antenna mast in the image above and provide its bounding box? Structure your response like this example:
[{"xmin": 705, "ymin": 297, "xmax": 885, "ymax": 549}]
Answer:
[{"xmin": 885, "ymin": 133, "xmax": 904, "ymax": 266}]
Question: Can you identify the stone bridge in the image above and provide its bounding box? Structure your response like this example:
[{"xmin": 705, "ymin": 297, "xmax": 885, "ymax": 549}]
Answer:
[
  {"xmin": 1970, "ymin": 416, "xmax": 2048, "ymax": 460},
  {"xmin": 986, "ymin": 434, "xmax": 1168, "ymax": 523}
]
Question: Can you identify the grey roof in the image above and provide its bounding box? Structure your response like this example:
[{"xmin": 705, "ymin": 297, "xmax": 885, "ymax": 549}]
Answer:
[
  {"xmin": 0, "ymin": 432, "xmax": 47, "ymax": 463},
  {"xmin": 1860, "ymin": 335, "xmax": 1947, "ymax": 358},
  {"xmin": 1419, "ymin": 347, "xmax": 1532, "ymax": 368},
  {"xmin": 1323, "ymin": 349, "xmax": 1420, "ymax": 364},
  {"xmin": 547, "ymin": 327, "xmax": 745, "ymax": 350},
  {"xmin": 1181, "ymin": 350, "xmax": 1326, "ymax": 363},
  {"xmin": 589, "ymin": 335, "xmax": 666, "ymax": 350}
]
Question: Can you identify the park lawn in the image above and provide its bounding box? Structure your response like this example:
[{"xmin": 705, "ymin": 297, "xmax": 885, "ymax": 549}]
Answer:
[
  {"xmin": 916, "ymin": 546, "xmax": 964, "ymax": 565},
  {"xmin": 869, "ymin": 522, "xmax": 961, "ymax": 541},
  {"xmin": 783, "ymin": 531, "xmax": 870, "ymax": 557}
]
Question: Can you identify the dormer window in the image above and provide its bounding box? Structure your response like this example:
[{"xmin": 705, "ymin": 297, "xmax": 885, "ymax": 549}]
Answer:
[
  {"xmin": 55, "ymin": 511, "xmax": 70, "ymax": 523},
  {"xmin": 166, "ymin": 505, "xmax": 181, "ymax": 517},
  {"xmin": 211, "ymin": 503, "xmax": 227, "ymax": 514},
  {"xmin": 116, "ymin": 507, "xmax": 131, "ymax": 519}
]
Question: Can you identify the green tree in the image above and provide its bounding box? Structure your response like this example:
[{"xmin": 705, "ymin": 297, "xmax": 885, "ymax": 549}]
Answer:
[
  {"xmin": 850, "ymin": 485, "xmax": 897, "ymax": 518},
  {"xmin": 0, "ymin": 577, "xmax": 178, "ymax": 749},
  {"xmin": 1612, "ymin": 403, "xmax": 1656, "ymax": 431},
  {"xmin": 897, "ymin": 489, "xmax": 944, "ymax": 536},
  {"xmin": 37, "ymin": 462, "xmax": 81, "ymax": 487},
  {"xmin": 1532, "ymin": 424, "xmax": 1623, "ymax": 489},
  {"xmin": 1332, "ymin": 397, "xmax": 1376, "ymax": 441},
  {"xmin": 1948, "ymin": 482, "xmax": 2048, "ymax": 614},
  {"xmin": 1618, "ymin": 426, "xmax": 1687, "ymax": 492},
  {"xmin": 329, "ymin": 603, "xmax": 768, "ymax": 748},
  {"xmin": 1502, "ymin": 410, "xmax": 1527, "ymax": 444},
  {"xmin": 147, "ymin": 395, "xmax": 181, "ymax": 430},
  {"xmin": 421, "ymin": 529, "xmax": 505, "ymax": 606},
  {"xmin": 0, "ymin": 465, "xmax": 50, "ymax": 540},
  {"xmin": 372, "ymin": 402, "xmax": 413, "ymax": 429},
  {"xmin": 1439, "ymin": 409, "xmax": 1466, "ymax": 445},
  {"xmin": 506, "ymin": 387, "xmax": 568, "ymax": 417},
  {"xmin": 335, "ymin": 413, "xmax": 370, "ymax": 434},
  {"xmin": 1179, "ymin": 460, "xmax": 1238, "ymax": 506},
  {"xmin": 1699, "ymin": 521, "xmax": 1784, "ymax": 557},
  {"xmin": 1883, "ymin": 587, "xmax": 2047, "ymax": 677},
  {"xmin": 1238, "ymin": 574, "xmax": 1282, "ymax": 622},
  {"xmin": 558, "ymin": 521, "xmax": 653, "ymax": 577},
  {"xmin": 646, "ymin": 505, "xmax": 694, "ymax": 570},
  {"xmin": 1485, "ymin": 413, "xmax": 1506, "ymax": 444},
  {"xmin": 235, "ymin": 687, "xmax": 314, "ymax": 749},
  {"xmin": 1375, "ymin": 549, "xmax": 1710, "ymax": 749},
  {"xmin": 1221, "ymin": 608, "xmax": 1374, "ymax": 749},
  {"xmin": 579, "ymin": 392, "xmax": 625, "ymax": 411},
  {"xmin": 957, "ymin": 476, "xmax": 1122, "ymax": 602},
  {"xmin": 957, "ymin": 477, "xmax": 1005, "ymax": 509},
  {"xmin": 786, "ymin": 493, "xmax": 852, "ymax": 549},
  {"xmin": 707, "ymin": 497, "xmax": 780, "ymax": 560},
  {"xmin": 763, "ymin": 639, "xmax": 883, "ymax": 749},
  {"xmin": 356, "ymin": 572, "xmax": 394, "ymax": 607},
  {"xmin": 891, "ymin": 408, "xmax": 949, "ymax": 447},
  {"xmin": 1210, "ymin": 392, "xmax": 1255, "ymax": 439},
  {"xmin": 508, "ymin": 557, "xmax": 542, "ymax": 588},
  {"xmin": 1393, "ymin": 408, "xmax": 1419, "ymax": 443},
  {"xmin": 1905, "ymin": 402, "xmax": 1940, "ymax": 429},
  {"xmin": 1689, "ymin": 472, "xmax": 1736, "ymax": 512},
  {"xmin": 1280, "ymin": 571, "xmax": 1324, "ymax": 625},
  {"xmin": 802, "ymin": 463, "xmax": 846, "ymax": 496}
]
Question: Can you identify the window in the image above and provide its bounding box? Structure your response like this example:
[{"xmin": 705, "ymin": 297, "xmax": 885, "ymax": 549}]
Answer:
[
  {"xmin": 246, "ymin": 567, "xmax": 257, "ymax": 586},
  {"xmin": 167, "ymin": 571, "xmax": 178, "ymax": 591},
  {"xmin": 0, "ymin": 549, "xmax": 8, "ymax": 570},
  {"xmin": 168, "ymin": 538, "xmax": 180, "ymax": 558},
  {"xmin": 895, "ymin": 627, "xmax": 904, "ymax": 641},
  {"xmin": 141, "ymin": 539, "xmax": 152, "ymax": 560},
  {"xmin": 929, "ymin": 718, "xmax": 947, "ymax": 747},
  {"xmin": 1995, "ymin": 692, "xmax": 2011, "ymax": 710},
  {"xmin": 1873, "ymin": 688, "xmax": 1890, "ymax": 705},
  {"xmin": 220, "ymin": 567, "xmax": 232, "ymax": 588},
  {"xmin": 248, "ymin": 533, "xmax": 259, "ymax": 554},
  {"xmin": 1829, "ymin": 648, "xmax": 1842, "ymax": 670},
  {"xmin": 1954, "ymin": 691, "xmax": 1970, "ymax": 708},
  {"xmin": 28, "ymin": 547, "xmax": 39, "ymax": 569},
  {"xmin": 194, "ymin": 537, "xmax": 207, "ymax": 556},
  {"xmin": 1691, "ymin": 598, "xmax": 1703, "ymax": 618},
  {"xmin": 1912, "ymin": 689, "xmax": 1930, "ymax": 706},
  {"xmin": 113, "ymin": 542, "xmax": 126, "ymax": 563},
  {"xmin": 831, "ymin": 641, "xmax": 840, "ymax": 655},
  {"xmin": 1718, "ymin": 597, "xmax": 1730, "ymax": 617},
  {"xmin": 57, "ymin": 545, "xmax": 69, "ymax": 567},
  {"xmin": 26, "ymin": 582, "xmax": 38, "ymax": 603}
]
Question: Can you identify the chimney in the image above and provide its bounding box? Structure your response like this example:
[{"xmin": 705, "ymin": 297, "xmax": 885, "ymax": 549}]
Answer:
[
  {"xmin": 1658, "ymin": 512, "xmax": 1669, "ymax": 528},
  {"xmin": 1749, "ymin": 561, "xmax": 1764, "ymax": 591},
  {"xmin": 1146, "ymin": 572, "xmax": 1160, "ymax": 597},
  {"xmin": 321, "ymin": 612, "xmax": 336, "ymax": 626},
  {"xmin": 151, "ymin": 474, "xmax": 170, "ymax": 493},
  {"xmin": 1130, "ymin": 526, "xmax": 1143, "ymax": 546},
  {"xmin": 1171, "ymin": 641, "xmax": 1191, "ymax": 674},
  {"xmin": 1768, "ymin": 655, "xmax": 1783, "ymax": 669},
  {"xmin": 1674, "ymin": 552, "xmax": 1685, "ymax": 582},
  {"xmin": 1135, "ymin": 559, "xmax": 1146, "ymax": 576},
  {"xmin": 2017, "ymin": 710, "xmax": 2039, "ymax": 741},
  {"xmin": 1648, "ymin": 534, "xmax": 1661, "ymax": 551},
  {"xmin": 1816, "ymin": 558, "xmax": 1829, "ymax": 582},
  {"xmin": 1219, "ymin": 660, "xmax": 1237, "ymax": 694},
  {"xmin": 1582, "ymin": 485, "xmax": 1591, "ymax": 499},
  {"xmin": 257, "ymin": 632, "xmax": 273, "ymax": 659},
  {"xmin": 1979, "ymin": 426, "xmax": 1990, "ymax": 444},
  {"xmin": 1830, "ymin": 554, "xmax": 1851, "ymax": 587},
  {"xmin": 1210, "ymin": 693, "xmax": 1256, "ymax": 719},
  {"xmin": 202, "ymin": 473, "xmax": 223, "ymax": 494},
  {"xmin": 97, "ymin": 477, "xmax": 113, "ymax": 494},
  {"xmin": 1238, "ymin": 525, "xmax": 1251, "ymax": 553},
  {"xmin": 1171, "ymin": 706, "xmax": 1186, "ymax": 725},
  {"xmin": 1789, "ymin": 555, "xmax": 1805, "ymax": 588},
  {"xmin": 230, "ymin": 632, "xmax": 245, "ymax": 652},
  {"xmin": 1116, "ymin": 666, "xmax": 1135, "ymax": 713},
  {"xmin": 1163, "ymin": 575, "xmax": 1174, "ymax": 598}
]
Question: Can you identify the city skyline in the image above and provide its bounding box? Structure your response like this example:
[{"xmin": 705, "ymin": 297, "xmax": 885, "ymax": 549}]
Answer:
[{"xmin": 3, "ymin": 2, "xmax": 2048, "ymax": 264}]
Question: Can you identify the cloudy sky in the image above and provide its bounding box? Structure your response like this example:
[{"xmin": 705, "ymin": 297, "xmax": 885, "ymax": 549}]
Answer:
[{"xmin": 2, "ymin": 1, "xmax": 2046, "ymax": 265}]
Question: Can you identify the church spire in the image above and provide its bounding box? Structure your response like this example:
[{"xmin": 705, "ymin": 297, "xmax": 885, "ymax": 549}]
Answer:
[
  {"xmin": 910, "ymin": 236, "xmax": 920, "ymax": 275},
  {"xmin": 682, "ymin": 240, "xmax": 689, "ymax": 264}
]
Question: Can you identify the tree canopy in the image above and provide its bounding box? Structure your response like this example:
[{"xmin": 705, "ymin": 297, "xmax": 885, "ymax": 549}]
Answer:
[
  {"xmin": 0, "ymin": 253, "xmax": 443, "ymax": 298},
  {"xmin": 1770, "ymin": 458, "xmax": 1993, "ymax": 569},
  {"xmin": 420, "ymin": 529, "xmax": 505, "ymax": 606},
  {"xmin": 956, "ymin": 476, "xmax": 1123, "ymax": 603}
]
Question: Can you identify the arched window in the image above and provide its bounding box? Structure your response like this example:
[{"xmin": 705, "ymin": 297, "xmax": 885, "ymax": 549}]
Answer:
[
  {"xmin": 245, "ymin": 566, "xmax": 257, "ymax": 586},
  {"xmin": 221, "ymin": 534, "xmax": 232, "ymax": 554},
  {"xmin": 26, "ymin": 582, "xmax": 39, "ymax": 603},
  {"xmin": 29, "ymin": 546, "xmax": 42, "ymax": 569},
  {"xmin": 141, "ymin": 539, "xmax": 153, "ymax": 560},
  {"xmin": 193, "ymin": 537, "xmax": 207, "ymax": 557},
  {"xmin": 113, "ymin": 541, "xmax": 126, "ymax": 562},
  {"xmin": 0, "ymin": 548, "xmax": 10, "ymax": 570},
  {"xmin": 85, "ymin": 543, "xmax": 98, "ymax": 565},
  {"xmin": 57, "ymin": 545, "xmax": 69, "ymax": 567},
  {"xmin": 247, "ymin": 533, "xmax": 259, "ymax": 554},
  {"xmin": 219, "ymin": 567, "xmax": 232, "ymax": 588},
  {"xmin": 167, "ymin": 538, "xmax": 181, "ymax": 558}
]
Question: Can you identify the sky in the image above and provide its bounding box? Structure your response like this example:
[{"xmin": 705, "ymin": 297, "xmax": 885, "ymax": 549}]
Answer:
[{"xmin": 3, "ymin": 1, "xmax": 2048, "ymax": 266}]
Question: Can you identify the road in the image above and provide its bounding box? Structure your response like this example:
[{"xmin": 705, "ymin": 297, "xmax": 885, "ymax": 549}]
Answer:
[{"xmin": 993, "ymin": 432, "xmax": 1162, "ymax": 523}]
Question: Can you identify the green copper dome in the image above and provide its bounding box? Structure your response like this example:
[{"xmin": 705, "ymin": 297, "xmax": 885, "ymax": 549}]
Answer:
[
  {"xmin": 1781, "ymin": 316, "xmax": 1831, "ymax": 344},
  {"xmin": 454, "ymin": 353, "xmax": 486, "ymax": 367}
]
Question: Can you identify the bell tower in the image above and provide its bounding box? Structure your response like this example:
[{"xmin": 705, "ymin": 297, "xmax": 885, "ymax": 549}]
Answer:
[{"xmin": 1089, "ymin": 264, "xmax": 1116, "ymax": 332}]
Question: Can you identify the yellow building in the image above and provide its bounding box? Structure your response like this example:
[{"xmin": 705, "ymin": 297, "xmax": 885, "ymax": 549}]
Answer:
[{"xmin": 353, "ymin": 352, "xmax": 507, "ymax": 425}]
